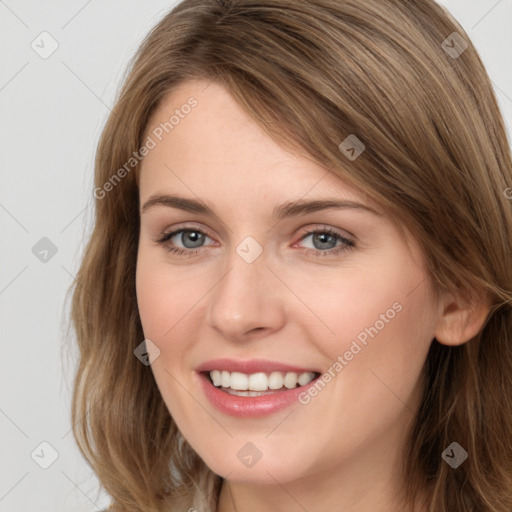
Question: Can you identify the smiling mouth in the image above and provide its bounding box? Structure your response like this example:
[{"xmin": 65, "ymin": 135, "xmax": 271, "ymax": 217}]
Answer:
[{"xmin": 203, "ymin": 370, "xmax": 322, "ymax": 397}]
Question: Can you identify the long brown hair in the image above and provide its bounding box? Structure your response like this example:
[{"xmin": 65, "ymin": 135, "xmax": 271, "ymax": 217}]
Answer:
[{"xmin": 68, "ymin": 1, "xmax": 512, "ymax": 510}]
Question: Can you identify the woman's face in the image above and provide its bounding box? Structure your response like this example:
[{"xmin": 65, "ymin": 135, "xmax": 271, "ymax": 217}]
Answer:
[{"xmin": 136, "ymin": 79, "xmax": 443, "ymax": 489}]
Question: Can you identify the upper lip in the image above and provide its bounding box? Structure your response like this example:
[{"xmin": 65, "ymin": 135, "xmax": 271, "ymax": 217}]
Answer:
[{"xmin": 195, "ymin": 358, "xmax": 320, "ymax": 375}]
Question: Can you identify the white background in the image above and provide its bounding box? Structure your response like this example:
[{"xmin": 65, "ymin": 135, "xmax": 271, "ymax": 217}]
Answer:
[{"xmin": 1, "ymin": 1, "xmax": 511, "ymax": 510}]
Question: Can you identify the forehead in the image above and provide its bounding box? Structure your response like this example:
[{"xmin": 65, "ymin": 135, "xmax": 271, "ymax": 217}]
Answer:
[{"xmin": 139, "ymin": 79, "xmax": 374, "ymax": 207}]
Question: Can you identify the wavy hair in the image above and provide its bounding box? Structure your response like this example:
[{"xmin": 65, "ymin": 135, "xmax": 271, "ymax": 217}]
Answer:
[{"xmin": 68, "ymin": 1, "xmax": 512, "ymax": 510}]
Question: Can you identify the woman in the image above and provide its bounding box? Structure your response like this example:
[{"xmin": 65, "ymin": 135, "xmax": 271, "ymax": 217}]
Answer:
[{"xmin": 69, "ymin": 1, "xmax": 512, "ymax": 510}]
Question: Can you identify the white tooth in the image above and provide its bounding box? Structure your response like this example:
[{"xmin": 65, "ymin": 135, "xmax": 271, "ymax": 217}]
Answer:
[
  {"xmin": 248, "ymin": 372, "xmax": 268, "ymax": 391},
  {"xmin": 230, "ymin": 371, "xmax": 249, "ymax": 390},
  {"xmin": 268, "ymin": 371, "xmax": 284, "ymax": 389},
  {"xmin": 298, "ymin": 371, "xmax": 316, "ymax": 386},
  {"xmin": 221, "ymin": 370, "xmax": 230, "ymax": 388},
  {"xmin": 210, "ymin": 370, "xmax": 221, "ymax": 386},
  {"xmin": 284, "ymin": 372, "xmax": 298, "ymax": 389},
  {"xmin": 211, "ymin": 370, "xmax": 315, "ymax": 391}
]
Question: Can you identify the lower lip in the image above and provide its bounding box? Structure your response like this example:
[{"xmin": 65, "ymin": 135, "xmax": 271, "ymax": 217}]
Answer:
[{"xmin": 196, "ymin": 371, "xmax": 320, "ymax": 418}]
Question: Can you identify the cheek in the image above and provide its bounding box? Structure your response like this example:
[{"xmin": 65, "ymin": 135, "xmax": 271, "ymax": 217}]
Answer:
[
  {"xmin": 292, "ymin": 260, "xmax": 425, "ymax": 354},
  {"xmin": 135, "ymin": 249, "xmax": 202, "ymax": 341},
  {"xmin": 290, "ymin": 272, "xmax": 436, "ymax": 463},
  {"xmin": 135, "ymin": 253, "xmax": 200, "ymax": 414},
  {"xmin": 135, "ymin": 249, "xmax": 215, "ymax": 403},
  {"xmin": 299, "ymin": 254, "xmax": 436, "ymax": 396}
]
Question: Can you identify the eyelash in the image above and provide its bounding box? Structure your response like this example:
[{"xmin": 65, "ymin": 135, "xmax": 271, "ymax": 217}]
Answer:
[{"xmin": 155, "ymin": 224, "xmax": 355, "ymax": 258}]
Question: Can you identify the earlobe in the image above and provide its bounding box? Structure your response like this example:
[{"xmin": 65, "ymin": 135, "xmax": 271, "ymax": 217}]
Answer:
[{"xmin": 434, "ymin": 290, "xmax": 492, "ymax": 346}]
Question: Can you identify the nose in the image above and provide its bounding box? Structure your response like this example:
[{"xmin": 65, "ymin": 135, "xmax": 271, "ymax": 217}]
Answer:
[{"xmin": 206, "ymin": 245, "xmax": 287, "ymax": 342}]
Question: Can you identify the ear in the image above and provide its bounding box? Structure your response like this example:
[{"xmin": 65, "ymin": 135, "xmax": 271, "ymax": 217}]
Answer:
[{"xmin": 434, "ymin": 288, "xmax": 492, "ymax": 346}]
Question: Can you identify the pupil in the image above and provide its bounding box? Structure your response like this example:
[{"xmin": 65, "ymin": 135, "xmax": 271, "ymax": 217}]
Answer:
[
  {"xmin": 184, "ymin": 231, "xmax": 203, "ymax": 248},
  {"xmin": 315, "ymin": 232, "xmax": 335, "ymax": 249}
]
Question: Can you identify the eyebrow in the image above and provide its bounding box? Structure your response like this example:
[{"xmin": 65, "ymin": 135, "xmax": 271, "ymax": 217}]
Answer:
[{"xmin": 141, "ymin": 194, "xmax": 383, "ymax": 219}]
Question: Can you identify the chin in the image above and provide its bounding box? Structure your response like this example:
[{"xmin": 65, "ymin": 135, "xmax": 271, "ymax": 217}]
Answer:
[{"xmin": 199, "ymin": 445, "xmax": 313, "ymax": 485}]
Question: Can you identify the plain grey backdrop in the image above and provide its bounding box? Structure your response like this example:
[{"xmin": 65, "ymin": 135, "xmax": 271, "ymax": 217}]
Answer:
[{"xmin": 1, "ymin": 1, "xmax": 511, "ymax": 511}]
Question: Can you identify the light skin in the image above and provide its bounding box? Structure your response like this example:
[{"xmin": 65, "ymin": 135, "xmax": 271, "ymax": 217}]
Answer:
[{"xmin": 135, "ymin": 79, "xmax": 490, "ymax": 512}]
